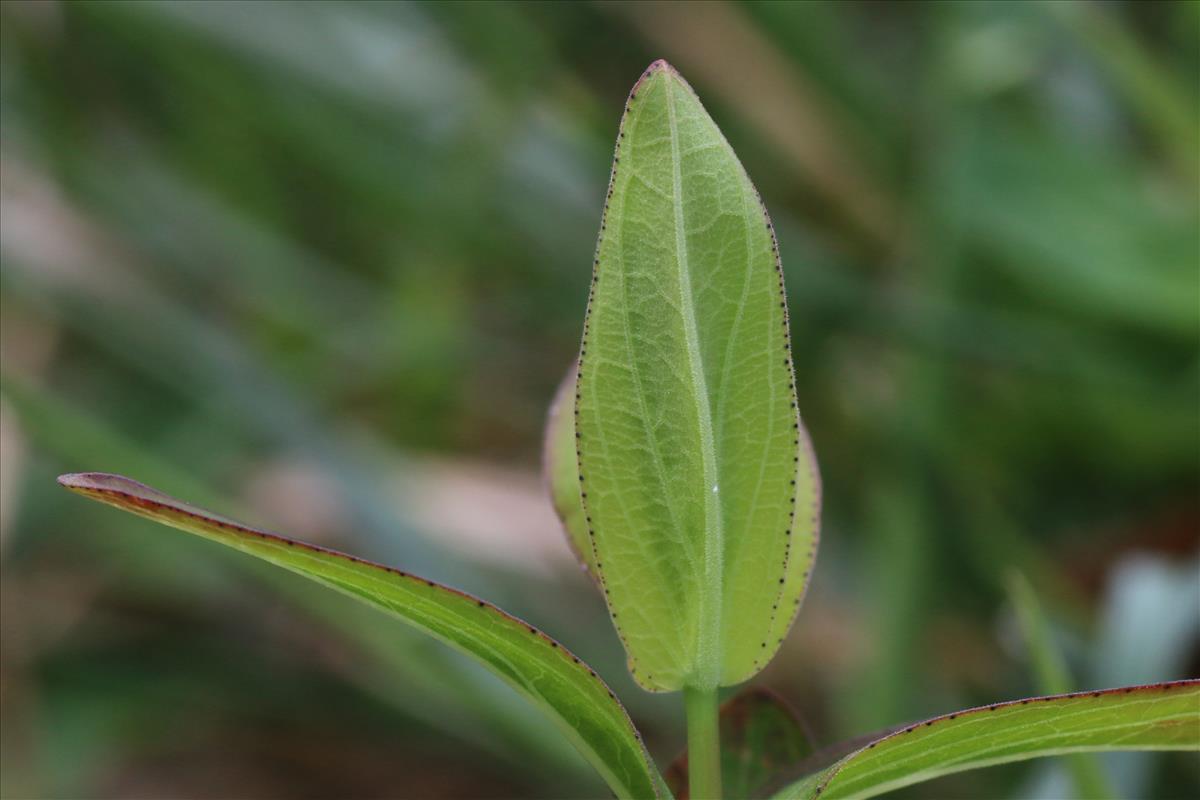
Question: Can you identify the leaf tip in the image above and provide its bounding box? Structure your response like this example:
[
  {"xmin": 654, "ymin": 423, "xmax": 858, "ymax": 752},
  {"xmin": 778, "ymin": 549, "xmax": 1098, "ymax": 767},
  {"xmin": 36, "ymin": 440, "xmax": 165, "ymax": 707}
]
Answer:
[
  {"xmin": 57, "ymin": 472, "xmax": 101, "ymax": 491},
  {"xmin": 634, "ymin": 59, "xmax": 679, "ymax": 93},
  {"xmin": 57, "ymin": 472, "xmax": 166, "ymax": 505}
]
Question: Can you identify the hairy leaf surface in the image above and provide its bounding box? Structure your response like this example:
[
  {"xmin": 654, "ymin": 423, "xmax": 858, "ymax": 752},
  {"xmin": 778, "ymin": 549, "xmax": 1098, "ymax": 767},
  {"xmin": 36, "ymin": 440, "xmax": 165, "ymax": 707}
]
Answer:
[
  {"xmin": 575, "ymin": 60, "xmax": 818, "ymax": 692},
  {"xmin": 58, "ymin": 473, "xmax": 665, "ymax": 800},
  {"xmin": 771, "ymin": 681, "xmax": 1200, "ymax": 800}
]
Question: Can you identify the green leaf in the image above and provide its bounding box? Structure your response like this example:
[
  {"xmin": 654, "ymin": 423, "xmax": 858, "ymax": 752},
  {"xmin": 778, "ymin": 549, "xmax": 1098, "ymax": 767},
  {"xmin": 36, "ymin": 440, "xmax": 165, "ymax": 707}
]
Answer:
[
  {"xmin": 666, "ymin": 688, "xmax": 814, "ymax": 799},
  {"xmin": 771, "ymin": 681, "xmax": 1200, "ymax": 800},
  {"xmin": 548, "ymin": 360, "xmax": 820, "ymax": 653},
  {"xmin": 1, "ymin": 375, "xmax": 594, "ymax": 778},
  {"xmin": 575, "ymin": 59, "xmax": 819, "ymax": 692},
  {"xmin": 56, "ymin": 473, "xmax": 666, "ymax": 800}
]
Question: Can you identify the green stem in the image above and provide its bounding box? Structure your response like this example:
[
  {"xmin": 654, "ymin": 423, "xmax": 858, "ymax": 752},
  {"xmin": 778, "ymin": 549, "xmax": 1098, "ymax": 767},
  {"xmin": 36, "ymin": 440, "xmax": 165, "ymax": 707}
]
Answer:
[{"xmin": 685, "ymin": 685, "xmax": 721, "ymax": 800}]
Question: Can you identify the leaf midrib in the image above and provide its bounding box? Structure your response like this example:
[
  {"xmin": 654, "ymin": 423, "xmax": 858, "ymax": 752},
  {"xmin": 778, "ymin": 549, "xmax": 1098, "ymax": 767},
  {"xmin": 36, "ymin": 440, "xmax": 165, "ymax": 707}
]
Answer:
[{"xmin": 665, "ymin": 73, "xmax": 724, "ymax": 689}]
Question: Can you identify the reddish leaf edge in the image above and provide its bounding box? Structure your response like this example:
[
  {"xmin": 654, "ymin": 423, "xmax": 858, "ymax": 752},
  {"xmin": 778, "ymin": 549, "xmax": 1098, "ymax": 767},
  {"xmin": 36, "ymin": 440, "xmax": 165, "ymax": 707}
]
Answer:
[
  {"xmin": 57, "ymin": 471, "xmax": 665, "ymax": 798},
  {"xmin": 56, "ymin": 472, "xmax": 625, "ymax": 696}
]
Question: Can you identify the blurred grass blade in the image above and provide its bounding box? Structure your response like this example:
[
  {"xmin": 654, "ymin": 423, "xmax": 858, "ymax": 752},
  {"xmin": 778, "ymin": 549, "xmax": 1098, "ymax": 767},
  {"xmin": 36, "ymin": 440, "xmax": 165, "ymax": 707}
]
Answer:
[
  {"xmin": 57, "ymin": 473, "xmax": 665, "ymax": 800},
  {"xmin": 606, "ymin": 1, "xmax": 896, "ymax": 246},
  {"xmin": 666, "ymin": 688, "xmax": 814, "ymax": 799},
  {"xmin": 772, "ymin": 682, "xmax": 1200, "ymax": 800},
  {"xmin": 1044, "ymin": 1, "xmax": 1199, "ymax": 175},
  {"xmin": 1008, "ymin": 572, "xmax": 1115, "ymax": 798},
  {"xmin": 577, "ymin": 60, "xmax": 817, "ymax": 692}
]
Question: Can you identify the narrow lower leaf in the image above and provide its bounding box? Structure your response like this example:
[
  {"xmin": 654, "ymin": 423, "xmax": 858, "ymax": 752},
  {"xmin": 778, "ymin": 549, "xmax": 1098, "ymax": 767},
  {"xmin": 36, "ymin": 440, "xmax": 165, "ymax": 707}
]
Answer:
[
  {"xmin": 576, "ymin": 59, "xmax": 818, "ymax": 693},
  {"xmin": 666, "ymin": 687, "xmax": 814, "ymax": 800},
  {"xmin": 771, "ymin": 681, "xmax": 1200, "ymax": 800},
  {"xmin": 57, "ymin": 472, "xmax": 665, "ymax": 800}
]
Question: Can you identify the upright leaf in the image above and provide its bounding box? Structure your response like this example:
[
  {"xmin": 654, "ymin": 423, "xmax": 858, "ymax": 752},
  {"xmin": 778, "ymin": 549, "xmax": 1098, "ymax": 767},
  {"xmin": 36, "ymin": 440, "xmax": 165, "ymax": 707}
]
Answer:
[
  {"xmin": 57, "ymin": 473, "xmax": 665, "ymax": 800},
  {"xmin": 575, "ymin": 59, "xmax": 819, "ymax": 692},
  {"xmin": 771, "ymin": 682, "xmax": 1200, "ymax": 800},
  {"xmin": 548, "ymin": 362, "xmax": 820, "ymax": 647}
]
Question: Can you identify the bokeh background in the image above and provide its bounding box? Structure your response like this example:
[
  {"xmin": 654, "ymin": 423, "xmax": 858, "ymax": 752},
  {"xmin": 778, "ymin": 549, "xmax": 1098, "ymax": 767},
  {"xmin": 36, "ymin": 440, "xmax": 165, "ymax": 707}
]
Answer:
[{"xmin": 1, "ymin": 1, "xmax": 1197, "ymax": 798}]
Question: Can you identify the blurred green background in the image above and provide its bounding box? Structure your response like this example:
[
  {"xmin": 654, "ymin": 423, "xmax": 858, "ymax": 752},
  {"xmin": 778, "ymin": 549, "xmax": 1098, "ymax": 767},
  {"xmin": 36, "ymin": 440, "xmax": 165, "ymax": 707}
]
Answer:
[{"xmin": 1, "ymin": 1, "xmax": 1197, "ymax": 798}]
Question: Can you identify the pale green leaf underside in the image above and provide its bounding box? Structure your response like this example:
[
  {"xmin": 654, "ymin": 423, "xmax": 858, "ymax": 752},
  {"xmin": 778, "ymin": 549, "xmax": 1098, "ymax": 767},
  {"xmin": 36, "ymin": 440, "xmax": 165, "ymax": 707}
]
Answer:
[
  {"xmin": 550, "ymin": 364, "xmax": 819, "ymax": 668},
  {"xmin": 57, "ymin": 473, "xmax": 665, "ymax": 800},
  {"xmin": 772, "ymin": 681, "xmax": 1200, "ymax": 800},
  {"xmin": 576, "ymin": 60, "xmax": 815, "ymax": 692},
  {"xmin": 545, "ymin": 363, "xmax": 597, "ymax": 576}
]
